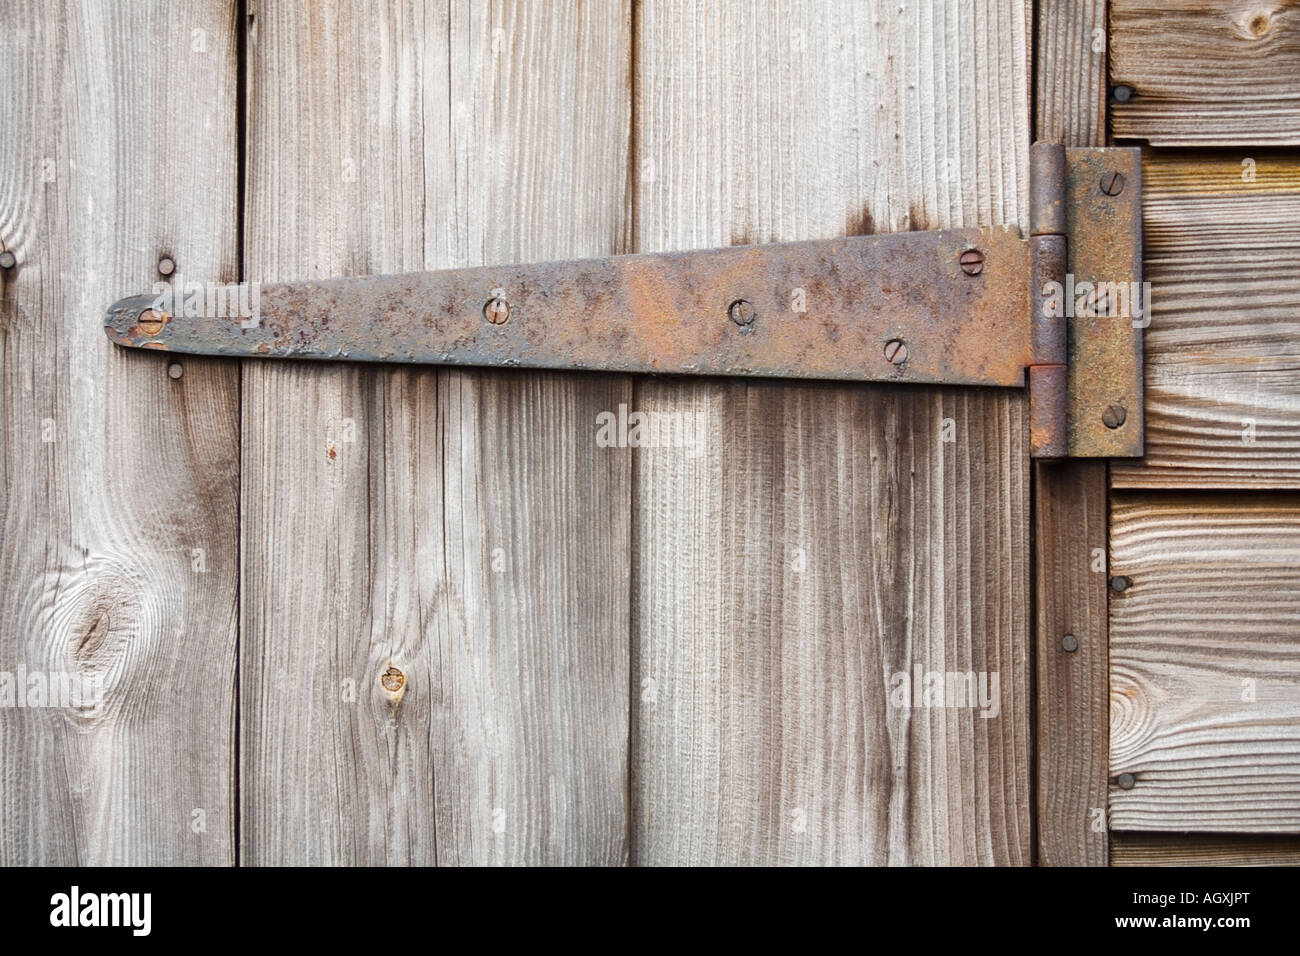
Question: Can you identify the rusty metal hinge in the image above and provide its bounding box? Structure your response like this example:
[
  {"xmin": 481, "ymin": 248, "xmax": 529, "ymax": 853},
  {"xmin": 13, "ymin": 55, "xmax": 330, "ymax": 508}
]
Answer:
[{"xmin": 105, "ymin": 145, "xmax": 1142, "ymax": 459}]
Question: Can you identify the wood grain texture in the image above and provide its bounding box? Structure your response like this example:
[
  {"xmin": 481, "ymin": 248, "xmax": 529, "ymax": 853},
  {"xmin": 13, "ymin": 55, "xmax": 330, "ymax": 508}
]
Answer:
[
  {"xmin": 1111, "ymin": 0, "xmax": 1300, "ymax": 145},
  {"xmin": 1110, "ymin": 494, "xmax": 1300, "ymax": 831},
  {"xmin": 1035, "ymin": 463, "xmax": 1110, "ymax": 865},
  {"xmin": 629, "ymin": 0, "xmax": 1032, "ymax": 865},
  {"xmin": 1033, "ymin": 0, "xmax": 1111, "ymax": 868},
  {"xmin": 1112, "ymin": 831, "xmax": 1300, "ymax": 865},
  {"xmin": 1111, "ymin": 152, "xmax": 1300, "ymax": 488},
  {"xmin": 240, "ymin": 0, "xmax": 631, "ymax": 865},
  {"xmin": 0, "ymin": 1, "xmax": 239, "ymax": 864},
  {"xmin": 1035, "ymin": 0, "xmax": 1107, "ymax": 147}
]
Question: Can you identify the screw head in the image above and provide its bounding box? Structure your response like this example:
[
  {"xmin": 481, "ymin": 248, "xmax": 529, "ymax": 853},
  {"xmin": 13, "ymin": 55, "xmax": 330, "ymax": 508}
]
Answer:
[
  {"xmin": 959, "ymin": 249, "xmax": 985, "ymax": 275},
  {"xmin": 158, "ymin": 256, "xmax": 176, "ymax": 276},
  {"xmin": 0, "ymin": 250, "xmax": 15, "ymax": 270},
  {"xmin": 728, "ymin": 299, "xmax": 756, "ymax": 327},
  {"xmin": 1062, "ymin": 634, "xmax": 1079, "ymax": 653},
  {"xmin": 1102, "ymin": 403, "xmax": 1127, "ymax": 429},
  {"xmin": 484, "ymin": 296, "xmax": 510, "ymax": 325},
  {"xmin": 1100, "ymin": 171, "xmax": 1126, "ymax": 196},
  {"xmin": 1116, "ymin": 772, "xmax": 1136, "ymax": 790},
  {"xmin": 136, "ymin": 309, "xmax": 167, "ymax": 335},
  {"xmin": 167, "ymin": 362, "xmax": 184, "ymax": 380},
  {"xmin": 1111, "ymin": 84, "xmax": 1135, "ymax": 103},
  {"xmin": 883, "ymin": 338, "xmax": 908, "ymax": 365},
  {"xmin": 1109, "ymin": 575, "xmax": 1131, "ymax": 593}
]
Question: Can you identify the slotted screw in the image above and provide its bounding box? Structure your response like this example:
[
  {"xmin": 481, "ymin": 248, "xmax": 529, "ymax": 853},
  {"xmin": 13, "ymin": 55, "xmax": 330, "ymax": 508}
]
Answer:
[
  {"xmin": 959, "ymin": 249, "xmax": 985, "ymax": 275},
  {"xmin": 729, "ymin": 299, "xmax": 756, "ymax": 327},
  {"xmin": 484, "ymin": 295, "xmax": 510, "ymax": 325}
]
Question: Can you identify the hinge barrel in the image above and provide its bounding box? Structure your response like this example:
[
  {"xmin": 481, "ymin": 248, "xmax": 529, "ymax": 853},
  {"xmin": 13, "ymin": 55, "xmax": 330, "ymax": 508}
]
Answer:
[{"xmin": 1029, "ymin": 142, "xmax": 1068, "ymax": 460}]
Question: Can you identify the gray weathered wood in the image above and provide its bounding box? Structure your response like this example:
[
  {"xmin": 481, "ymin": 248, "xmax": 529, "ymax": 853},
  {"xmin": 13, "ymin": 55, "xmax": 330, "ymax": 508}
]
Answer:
[
  {"xmin": 1036, "ymin": 0, "xmax": 1108, "ymax": 147},
  {"xmin": 240, "ymin": 0, "xmax": 632, "ymax": 865},
  {"xmin": 0, "ymin": 0, "xmax": 239, "ymax": 864},
  {"xmin": 1111, "ymin": 0, "xmax": 1300, "ymax": 145},
  {"xmin": 629, "ymin": 0, "xmax": 1032, "ymax": 865},
  {"xmin": 1033, "ymin": 0, "xmax": 1110, "ymax": 868},
  {"xmin": 1111, "ymin": 152, "xmax": 1300, "ymax": 489},
  {"xmin": 1036, "ymin": 462, "xmax": 1110, "ymax": 864},
  {"xmin": 1110, "ymin": 493, "xmax": 1300, "ymax": 831}
]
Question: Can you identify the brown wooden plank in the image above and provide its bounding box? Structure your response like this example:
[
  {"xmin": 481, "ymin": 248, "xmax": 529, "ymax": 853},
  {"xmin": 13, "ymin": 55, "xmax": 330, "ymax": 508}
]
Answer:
[
  {"xmin": 1112, "ymin": 832, "xmax": 1300, "ymax": 865},
  {"xmin": 1033, "ymin": 0, "xmax": 1111, "ymax": 869},
  {"xmin": 1036, "ymin": 0, "xmax": 1108, "ymax": 147},
  {"xmin": 240, "ymin": 0, "xmax": 631, "ymax": 865},
  {"xmin": 1109, "ymin": 493, "xmax": 1300, "ymax": 832},
  {"xmin": 1035, "ymin": 463, "xmax": 1111, "ymax": 865},
  {"xmin": 1111, "ymin": 0, "xmax": 1300, "ymax": 145},
  {"xmin": 1111, "ymin": 151, "xmax": 1300, "ymax": 489},
  {"xmin": 0, "ymin": 0, "xmax": 239, "ymax": 864},
  {"xmin": 629, "ymin": 0, "xmax": 1032, "ymax": 866}
]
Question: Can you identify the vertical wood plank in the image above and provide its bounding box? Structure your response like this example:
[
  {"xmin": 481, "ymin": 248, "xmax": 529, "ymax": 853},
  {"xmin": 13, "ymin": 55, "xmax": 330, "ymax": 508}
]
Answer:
[
  {"xmin": 630, "ymin": 0, "xmax": 1032, "ymax": 865},
  {"xmin": 1033, "ymin": 0, "xmax": 1111, "ymax": 867},
  {"xmin": 241, "ymin": 0, "xmax": 631, "ymax": 864},
  {"xmin": 1034, "ymin": 462, "xmax": 1110, "ymax": 864},
  {"xmin": 0, "ymin": 0, "xmax": 239, "ymax": 864},
  {"xmin": 1035, "ymin": 0, "xmax": 1108, "ymax": 147}
]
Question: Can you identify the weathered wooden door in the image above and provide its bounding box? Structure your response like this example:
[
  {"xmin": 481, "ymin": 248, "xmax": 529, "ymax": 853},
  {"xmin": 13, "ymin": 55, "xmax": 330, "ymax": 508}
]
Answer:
[{"xmin": 7, "ymin": 0, "xmax": 1291, "ymax": 868}]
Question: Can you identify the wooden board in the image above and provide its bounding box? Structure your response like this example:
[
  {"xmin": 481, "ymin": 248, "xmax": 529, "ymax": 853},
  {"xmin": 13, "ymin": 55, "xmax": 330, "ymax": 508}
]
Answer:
[
  {"xmin": 629, "ymin": 0, "xmax": 1032, "ymax": 866},
  {"xmin": 1111, "ymin": 0, "xmax": 1300, "ymax": 145},
  {"xmin": 1035, "ymin": 462, "xmax": 1110, "ymax": 864},
  {"xmin": 1112, "ymin": 832, "xmax": 1300, "ymax": 865},
  {"xmin": 0, "ymin": 0, "xmax": 239, "ymax": 864},
  {"xmin": 1033, "ymin": 0, "xmax": 1111, "ymax": 869},
  {"xmin": 1111, "ymin": 152, "xmax": 1300, "ymax": 489},
  {"xmin": 240, "ymin": 0, "xmax": 632, "ymax": 865},
  {"xmin": 1036, "ymin": 0, "xmax": 1107, "ymax": 148},
  {"xmin": 1110, "ymin": 494, "xmax": 1300, "ymax": 832}
]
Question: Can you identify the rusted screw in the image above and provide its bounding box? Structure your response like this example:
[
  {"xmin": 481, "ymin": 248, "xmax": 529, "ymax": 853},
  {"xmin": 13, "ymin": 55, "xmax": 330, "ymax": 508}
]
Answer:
[
  {"xmin": 1109, "ymin": 575, "xmax": 1131, "ymax": 593},
  {"xmin": 158, "ymin": 255, "xmax": 176, "ymax": 277},
  {"xmin": 1086, "ymin": 285, "xmax": 1110, "ymax": 316},
  {"xmin": 380, "ymin": 666, "xmax": 406, "ymax": 693},
  {"xmin": 1102, "ymin": 403, "xmax": 1127, "ymax": 429},
  {"xmin": 883, "ymin": 338, "xmax": 908, "ymax": 365},
  {"xmin": 484, "ymin": 295, "xmax": 510, "ymax": 325},
  {"xmin": 0, "ymin": 250, "xmax": 15, "ymax": 270},
  {"xmin": 137, "ymin": 309, "xmax": 167, "ymax": 335},
  {"xmin": 959, "ymin": 249, "xmax": 985, "ymax": 275},
  {"xmin": 728, "ymin": 299, "xmax": 756, "ymax": 327},
  {"xmin": 1116, "ymin": 772, "xmax": 1136, "ymax": 790},
  {"xmin": 1111, "ymin": 84, "xmax": 1135, "ymax": 103},
  {"xmin": 1100, "ymin": 171, "xmax": 1126, "ymax": 196},
  {"xmin": 167, "ymin": 362, "xmax": 184, "ymax": 380},
  {"xmin": 1062, "ymin": 634, "xmax": 1079, "ymax": 653}
]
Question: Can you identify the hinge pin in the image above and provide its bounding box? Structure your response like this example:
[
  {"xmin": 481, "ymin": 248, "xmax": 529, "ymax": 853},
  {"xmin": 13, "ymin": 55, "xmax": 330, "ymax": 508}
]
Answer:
[{"xmin": 1029, "ymin": 142, "xmax": 1069, "ymax": 461}]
